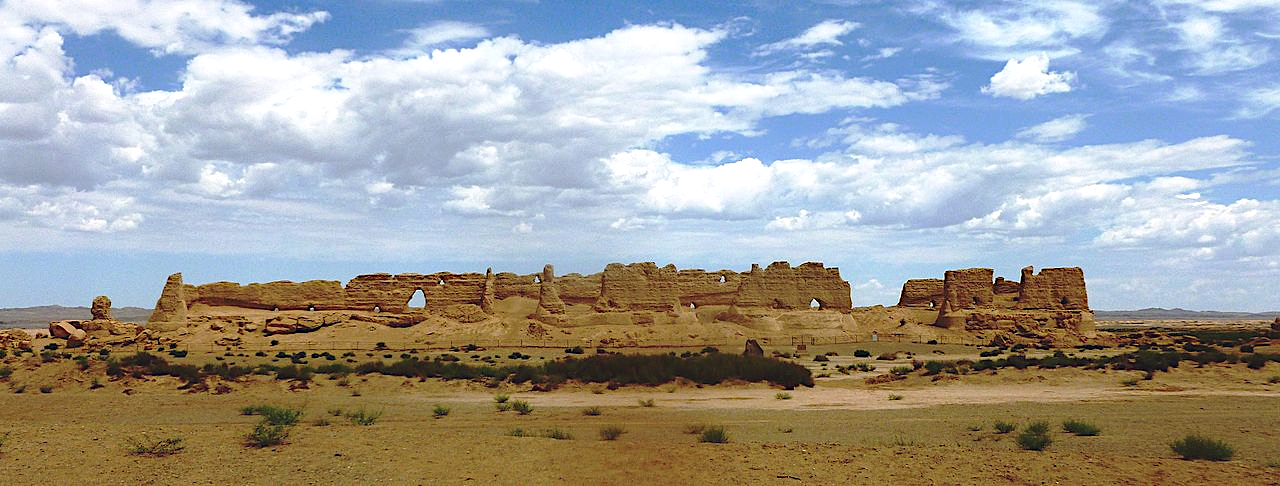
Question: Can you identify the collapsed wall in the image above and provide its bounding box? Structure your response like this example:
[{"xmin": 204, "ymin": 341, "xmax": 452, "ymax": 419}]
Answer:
[
  {"xmin": 147, "ymin": 260, "xmax": 856, "ymax": 326},
  {"xmin": 909, "ymin": 265, "xmax": 1092, "ymax": 334},
  {"xmin": 897, "ymin": 279, "xmax": 943, "ymax": 308}
]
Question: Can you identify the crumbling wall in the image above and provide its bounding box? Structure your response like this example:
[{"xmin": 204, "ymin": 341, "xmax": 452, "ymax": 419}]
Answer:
[
  {"xmin": 732, "ymin": 262, "xmax": 852, "ymax": 312},
  {"xmin": 940, "ymin": 268, "xmax": 994, "ymax": 310},
  {"xmin": 344, "ymin": 273, "xmax": 486, "ymax": 313},
  {"xmin": 993, "ymin": 277, "xmax": 1020, "ymax": 295},
  {"xmin": 190, "ymin": 280, "xmax": 346, "ymax": 310},
  {"xmin": 1017, "ymin": 266, "xmax": 1088, "ymax": 310},
  {"xmin": 594, "ymin": 262, "xmax": 681, "ymax": 312},
  {"xmin": 492, "ymin": 272, "xmax": 539, "ymax": 300},
  {"xmin": 897, "ymin": 279, "xmax": 943, "ymax": 308},
  {"xmin": 676, "ymin": 269, "xmax": 744, "ymax": 307},
  {"xmin": 557, "ymin": 273, "xmax": 602, "ymax": 304},
  {"xmin": 148, "ymin": 273, "xmax": 188, "ymax": 324}
]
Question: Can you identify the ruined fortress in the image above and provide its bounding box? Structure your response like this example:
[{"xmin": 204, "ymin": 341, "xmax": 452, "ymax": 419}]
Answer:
[{"xmin": 25, "ymin": 261, "xmax": 1094, "ymax": 350}]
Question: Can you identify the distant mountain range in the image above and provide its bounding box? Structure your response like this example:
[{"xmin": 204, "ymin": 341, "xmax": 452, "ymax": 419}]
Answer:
[
  {"xmin": 1094, "ymin": 308, "xmax": 1279, "ymax": 321},
  {"xmin": 0, "ymin": 305, "xmax": 153, "ymax": 328}
]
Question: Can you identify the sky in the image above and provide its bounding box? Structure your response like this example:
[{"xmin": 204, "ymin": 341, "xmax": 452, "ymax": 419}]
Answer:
[{"xmin": 1, "ymin": 0, "xmax": 1278, "ymax": 312}]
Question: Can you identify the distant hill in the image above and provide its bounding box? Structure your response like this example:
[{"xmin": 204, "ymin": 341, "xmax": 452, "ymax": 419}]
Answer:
[
  {"xmin": 0, "ymin": 305, "xmax": 153, "ymax": 329},
  {"xmin": 1095, "ymin": 308, "xmax": 1279, "ymax": 321}
]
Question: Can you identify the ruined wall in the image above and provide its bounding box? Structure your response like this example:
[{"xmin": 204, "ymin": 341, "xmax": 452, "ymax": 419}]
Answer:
[
  {"xmin": 676, "ymin": 269, "xmax": 744, "ymax": 307},
  {"xmin": 1017, "ymin": 266, "xmax": 1088, "ymax": 310},
  {"xmin": 897, "ymin": 279, "xmax": 944, "ymax": 308},
  {"xmin": 492, "ymin": 272, "xmax": 540, "ymax": 300},
  {"xmin": 732, "ymin": 262, "xmax": 852, "ymax": 312},
  {"xmin": 593, "ymin": 262, "xmax": 681, "ymax": 312},
  {"xmin": 557, "ymin": 273, "xmax": 602, "ymax": 304},
  {"xmin": 993, "ymin": 277, "xmax": 1020, "ymax": 295},
  {"xmin": 148, "ymin": 273, "xmax": 188, "ymax": 324},
  {"xmin": 190, "ymin": 280, "xmax": 346, "ymax": 311},
  {"xmin": 940, "ymin": 268, "xmax": 995, "ymax": 310},
  {"xmin": 344, "ymin": 273, "xmax": 486, "ymax": 313}
]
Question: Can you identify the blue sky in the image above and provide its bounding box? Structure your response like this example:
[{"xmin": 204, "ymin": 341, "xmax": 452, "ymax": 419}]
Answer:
[{"xmin": 1, "ymin": 0, "xmax": 1278, "ymax": 311}]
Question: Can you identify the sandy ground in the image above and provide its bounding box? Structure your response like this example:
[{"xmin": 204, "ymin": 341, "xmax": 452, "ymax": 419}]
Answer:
[{"xmin": 2, "ymin": 342, "xmax": 1280, "ymax": 485}]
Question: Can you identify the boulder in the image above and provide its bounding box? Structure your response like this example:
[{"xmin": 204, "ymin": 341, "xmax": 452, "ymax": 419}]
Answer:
[
  {"xmin": 743, "ymin": 339, "xmax": 764, "ymax": 357},
  {"xmin": 66, "ymin": 328, "xmax": 87, "ymax": 348},
  {"xmin": 91, "ymin": 295, "xmax": 113, "ymax": 320},
  {"xmin": 0, "ymin": 329, "xmax": 33, "ymax": 349},
  {"xmin": 49, "ymin": 321, "xmax": 79, "ymax": 339}
]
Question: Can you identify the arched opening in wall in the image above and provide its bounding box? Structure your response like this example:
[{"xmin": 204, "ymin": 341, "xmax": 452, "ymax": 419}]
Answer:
[
  {"xmin": 718, "ymin": 275, "xmax": 726, "ymax": 284},
  {"xmin": 1060, "ymin": 297, "xmax": 1069, "ymax": 305},
  {"xmin": 927, "ymin": 301, "xmax": 935, "ymax": 309},
  {"xmin": 689, "ymin": 302, "xmax": 697, "ymax": 310},
  {"xmin": 407, "ymin": 289, "xmax": 426, "ymax": 310},
  {"xmin": 437, "ymin": 278, "xmax": 445, "ymax": 286},
  {"xmin": 307, "ymin": 305, "xmax": 315, "ymax": 312},
  {"xmin": 810, "ymin": 298, "xmax": 822, "ymax": 309},
  {"xmin": 534, "ymin": 275, "xmax": 541, "ymax": 284},
  {"xmin": 373, "ymin": 305, "xmax": 382, "ymax": 313},
  {"xmin": 272, "ymin": 306, "xmax": 279, "ymax": 312}
]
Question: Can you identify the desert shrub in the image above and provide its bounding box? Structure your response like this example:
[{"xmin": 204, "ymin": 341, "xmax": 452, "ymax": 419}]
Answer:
[
  {"xmin": 432, "ymin": 404, "xmax": 451, "ymax": 418},
  {"xmin": 1268, "ymin": 375, "xmax": 1280, "ymax": 384},
  {"xmin": 564, "ymin": 346, "xmax": 585, "ymax": 354},
  {"xmin": 0, "ymin": 432, "xmax": 8, "ymax": 452},
  {"xmin": 242, "ymin": 405, "xmax": 303, "ymax": 426},
  {"xmin": 813, "ymin": 355, "xmax": 829, "ymax": 362},
  {"xmin": 994, "ymin": 421, "xmax": 1016, "ymax": 434},
  {"xmin": 1246, "ymin": 353, "xmax": 1271, "ymax": 370},
  {"xmin": 851, "ymin": 363, "xmax": 875, "ymax": 372},
  {"xmin": 581, "ymin": 406, "xmax": 602, "ymax": 416},
  {"xmin": 979, "ymin": 349, "xmax": 1002, "ymax": 357},
  {"xmin": 541, "ymin": 428, "xmax": 572, "ymax": 440},
  {"xmin": 125, "ymin": 436, "xmax": 185, "ymax": 456},
  {"xmin": 507, "ymin": 428, "xmax": 527, "ymax": 437},
  {"xmin": 1016, "ymin": 421, "xmax": 1052, "ymax": 451},
  {"xmin": 853, "ymin": 349, "xmax": 871, "ymax": 358},
  {"xmin": 599, "ymin": 425, "xmax": 626, "ymax": 441},
  {"xmin": 890, "ymin": 366, "xmax": 913, "ymax": 376},
  {"xmin": 495, "ymin": 402, "xmax": 512, "ymax": 412},
  {"xmin": 345, "ymin": 408, "xmax": 382, "ymax": 426},
  {"xmin": 12, "ymin": 384, "xmax": 26, "ymax": 393},
  {"xmin": 1170, "ymin": 434, "xmax": 1234, "ymax": 461},
  {"xmin": 245, "ymin": 422, "xmax": 288, "ymax": 448},
  {"xmin": 494, "ymin": 393, "xmax": 510, "ymax": 403},
  {"xmin": 0, "ymin": 366, "xmax": 12, "ymax": 380},
  {"xmin": 1062, "ymin": 419, "xmax": 1101, "ymax": 436},
  {"xmin": 1240, "ymin": 345, "xmax": 1255, "ymax": 353},
  {"xmin": 637, "ymin": 398, "xmax": 655, "ymax": 407},
  {"xmin": 39, "ymin": 385, "xmax": 53, "ymax": 393},
  {"xmin": 927, "ymin": 340, "xmax": 938, "ymax": 345},
  {"xmin": 775, "ymin": 392, "xmax": 792, "ymax": 400},
  {"xmin": 887, "ymin": 394, "xmax": 903, "ymax": 401},
  {"xmin": 511, "ymin": 400, "xmax": 533, "ymax": 415},
  {"xmin": 876, "ymin": 352, "xmax": 898, "ymax": 360},
  {"xmin": 699, "ymin": 425, "xmax": 729, "ymax": 443}
]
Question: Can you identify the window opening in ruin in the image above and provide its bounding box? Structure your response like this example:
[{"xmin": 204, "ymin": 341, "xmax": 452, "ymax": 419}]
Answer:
[
  {"xmin": 1012, "ymin": 297, "xmax": 1019, "ymax": 302},
  {"xmin": 373, "ymin": 305, "xmax": 382, "ymax": 313},
  {"xmin": 272, "ymin": 306, "xmax": 279, "ymax": 312},
  {"xmin": 972, "ymin": 296, "xmax": 980, "ymax": 305},
  {"xmin": 928, "ymin": 301, "xmax": 935, "ymax": 309},
  {"xmin": 689, "ymin": 302, "xmax": 697, "ymax": 310},
  {"xmin": 718, "ymin": 275, "xmax": 726, "ymax": 284},
  {"xmin": 307, "ymin": 305, "xmax": 315, "ymax": 312},
  {"xmin": 534, "ymin": 275, "xmax": 541, "ymax": 284},
  {"xmin": 408, "ymin": 289, "xmax": 426, "ymax": 309},
  {"xmin": 437, "ymin": 278, "xmax": 445, "ymax": 286},
  {"xmin": 1060, "ymin": 297, "xmax": 1069, "ymax": 305},
  {"xmin": 809, "ymin": 298, "xmax": 822, "ymax": 309}
]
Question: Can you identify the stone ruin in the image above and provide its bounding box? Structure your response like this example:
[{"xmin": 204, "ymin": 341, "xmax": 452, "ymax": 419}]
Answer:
[
  {"xmin": 48, "ymin": 295, "xmax": 147, "ymax": 348},
  {"xmin": 896, "ymin": 266, "xmax": 1093, "ymax": 343},
  {"xmin": 147, "ymin": 261, "xmax": 854, "ymax": 333}
]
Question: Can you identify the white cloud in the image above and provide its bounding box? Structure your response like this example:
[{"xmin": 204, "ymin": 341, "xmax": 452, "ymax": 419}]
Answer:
[
  {"xmin": 512, "ymin": 221, "xmax": 533, "ymax": 234},
  {"xmin": 982, "ymin": 53, "xmax": 1075, "ymax": 99},
  {"xmin": 1015, "ymin": 114, "xmax": 1088, "ymax": 142},
  {"xmin": 1235, "ymin": 85, "xmax": 1280, "ymax": 118},
  {"xmin": 392, "ymin": 21, "xmax": 489, "ymax": 56},
  {"xmin": 930, "ymin": 1, "xmax": 1107, "ymax": 60},
  {"xmin": 755, "ymin": 19, "xmax": 859, "ymax": 56},
  {"xmin": 860, "ymin": 47, "xmax": 902, "ymax": 62}
]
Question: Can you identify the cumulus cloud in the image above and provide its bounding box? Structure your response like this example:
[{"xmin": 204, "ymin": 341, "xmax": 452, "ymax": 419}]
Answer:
[
  {"xmin": 982, "ymin": 53, "xmax": 1075, "ymax": 99},
  {"xmin": 1015, "ymin": 114, "xmax": 1088, "ymax": 142},
  {"xmin": 928, "ymin": 1, "xmax": 1107, "ymax": 59},
  {"xmin": 392, "ymin": 21, "xmax": 490, "ymax": 55}
]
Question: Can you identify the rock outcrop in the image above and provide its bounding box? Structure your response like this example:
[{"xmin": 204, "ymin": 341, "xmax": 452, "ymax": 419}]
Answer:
[
  {"xmin": 0, "ymin": 329, "xmax": 32, "ymax": 349},
  {"xmin": 91, "ymin": 295, "xmax": 113, "ymax": 320}
]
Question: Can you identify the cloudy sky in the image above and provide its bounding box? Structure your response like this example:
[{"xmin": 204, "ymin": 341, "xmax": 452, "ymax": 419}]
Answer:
[{"xmin": 1, "ymin": 0, "xmax": 1278, "ymax": 311}]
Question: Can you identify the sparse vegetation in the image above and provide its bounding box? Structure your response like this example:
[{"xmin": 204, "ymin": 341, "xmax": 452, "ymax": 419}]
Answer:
[
  {"xmin": 541, "ymin": 428, "xmax": 573, "ymax": 440},
  {"xmin": 0, "ymin": 366, "xmax": 13, "ymax": 379},
  {"xmin": 774, "ymin": 392, "xmax": 792, "ymax": 400},
  {"xmin": 581, "ymin": 406, "xmax": 602, "ymax": 416},
  {"xmin": 994, "ymin": 421, "xmax": 1016, "ymax": 434},
  {"xmin": 507, "ymin": 428, "xmax": 527, "ymax": 437},
  {"xmin": 511, "ymin": 400, "xmax": 533, "ymax": 415},
  {"xmin": 853, "ymin": 349, "xmax": 871, "ymax": 358},
  {"xmin": 245, "ymin": 422, "xmax": 289, "ymax": 448},
  {"xmin": 346, "ymin": 408, "xmax": 382, "ymax": 426},
  {"xmin": 1016, "ymin": 421, "xmax": 1052, "ymax": 451},
  {"xmin": 890, "ymin": 366, "xmax": 913, "ymax": 376},
  {"xmin": 599, "ymin": 425, "xmax": 625, "ymax": 441},
  {"xmin": 432, "ymin": 404, "xmax": 450, "ymax": 418},
  {"xmin": 1170, "ymin": 434, "xmax": 1234, "ymax": 461},
  {"xmin": 241, "ymin": 405, "xmax": 304, "ymax": 426},
  {"xmin": 887, "ymin": 394, "xmax": 903, "ymax": 401},
  {"xmin": 699, "ymin": 425, "xmax": 729, "ymax": 443},
  {"xmin": 39, "ymin": 385, "xmax": 53, "ymax": 393},
  {"xmin": 125, "ymin": 436, "xmax": 186, "ymax": 456},
  {"xmin": 1062, "ymin": 419, "xmax": 1101, "ymax": 436},
  {"xmin": 637, "ymin": 398, "xmax": 655, "ymax": 407}
]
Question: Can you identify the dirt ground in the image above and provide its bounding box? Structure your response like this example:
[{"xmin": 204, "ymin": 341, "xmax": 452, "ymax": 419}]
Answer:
[{"xmin": 1, "ymin": 344, "xmax": 1279, "ymax": 485}]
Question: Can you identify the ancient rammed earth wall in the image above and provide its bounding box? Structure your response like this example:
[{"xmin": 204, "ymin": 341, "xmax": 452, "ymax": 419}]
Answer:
[
  {"xmin": 896, "ymin": 266, "xmax": 1089, "ymax": 313},
  {"xmin": 941, "ymin": 268, "xmax": 996, "ymax": 310},
  {"xmin": 1017, "ymin": 266, "xmax": 1088, "ymax": 310},
  {"xmin": 897, "ymin": 279, "xmax": 943, "ymax": 308},
  {"xmin": 148, "ymin": 261, "xmax": 856, "ymax": 324}
]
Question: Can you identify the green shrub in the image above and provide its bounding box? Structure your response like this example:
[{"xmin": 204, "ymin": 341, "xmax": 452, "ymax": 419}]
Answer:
[
  {"xmin": 637, "ymin": 398, "xmax": 655, "ymax": 407},
  {"xmin": 511, "ymin": 400, "xmax": 533, "ymax": 415},
  {"xmin": 495, "ymin": 402, "xmax": 512, "ymax": 412},
  {"xmin": 1062, "ymin": 419, "xmax": 1101, "ymax": 436},
  {"xmin": 887, "ymin": 394, "xmax": 903, "ymax": 401},
  {"xmin": 125, "ymin": 436, "xmax": 185, "ymax": 456},
  {"xmin": 564, "ymin": 346, "xmax": 585, "ymax": 354},
  {"xmin": 774, "ymin": 392, "xmax": 792, "ymax": 400},
  {"xmin": 813, "ymin": 354, "xmax": 829, "ymax": 362},
  {"xmin": 699, "ymin": 425, "xmax": 729, "ymax": 443},
  {"xmin": 994, "ymin": 421, "xmax": 1016, "ymax": 434},
  {"xmin": 432, "ymin": 404, "xmax": 450, "ymax": 418},
  {"xmin": 493, "ymin": 393, "xmax": 510, "ymax": 404},
  {"xmin": 39, "ymin": 385, "xmax": 53, "ymax": 394},
  {"xmin": 599, "ymin": 425, "xmax": 625, "ymax": 441},
  {"xmin": 853, "ymin": 349, "xmax": 871, "ymax": 358},
  {"xmin": 507, "ymin": 428, "xmax": 527, "ymax": 437},
  {"xmin": 346, "ymin": 408, "xmax": 382, "ymax": 426},
  {"xmin": 0, "ymin": 366, "xmax": 12, "ymax": 379},
  {"xmin": 1268, "ymin": 375, "xmax": 1280, "ymax": 384},
  {"xmin": 0, "ymin": 432, "xmax": 8, "ymax": 452},
  {"xmin": 242, "ymin": 405, "xmax": 303, "ymax": 426},
  {"xmin": 541, "ymin": 428, "xmax": 573, "ymax": 440},
  {"xmin": 1016, "ymin": 421, "xmax": 1052, "ymax": 451},
  {"xmin": 581, "ymin": 406, "xmax": 602, "ymax": 416},
  {"xmin": 890, "ymin": 366, "xmax": 913, "ymax": 376},
  {"xmin": 1170, "ymin": 434, "xmax": 1234, "ymax": 461},
  {"xmin": 245, "ymin": 422, "xmax": 288, "ymax": 448},
  {"xmin": 853, "ymin": 363, "xmax": 875, "ymax": 372}
]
